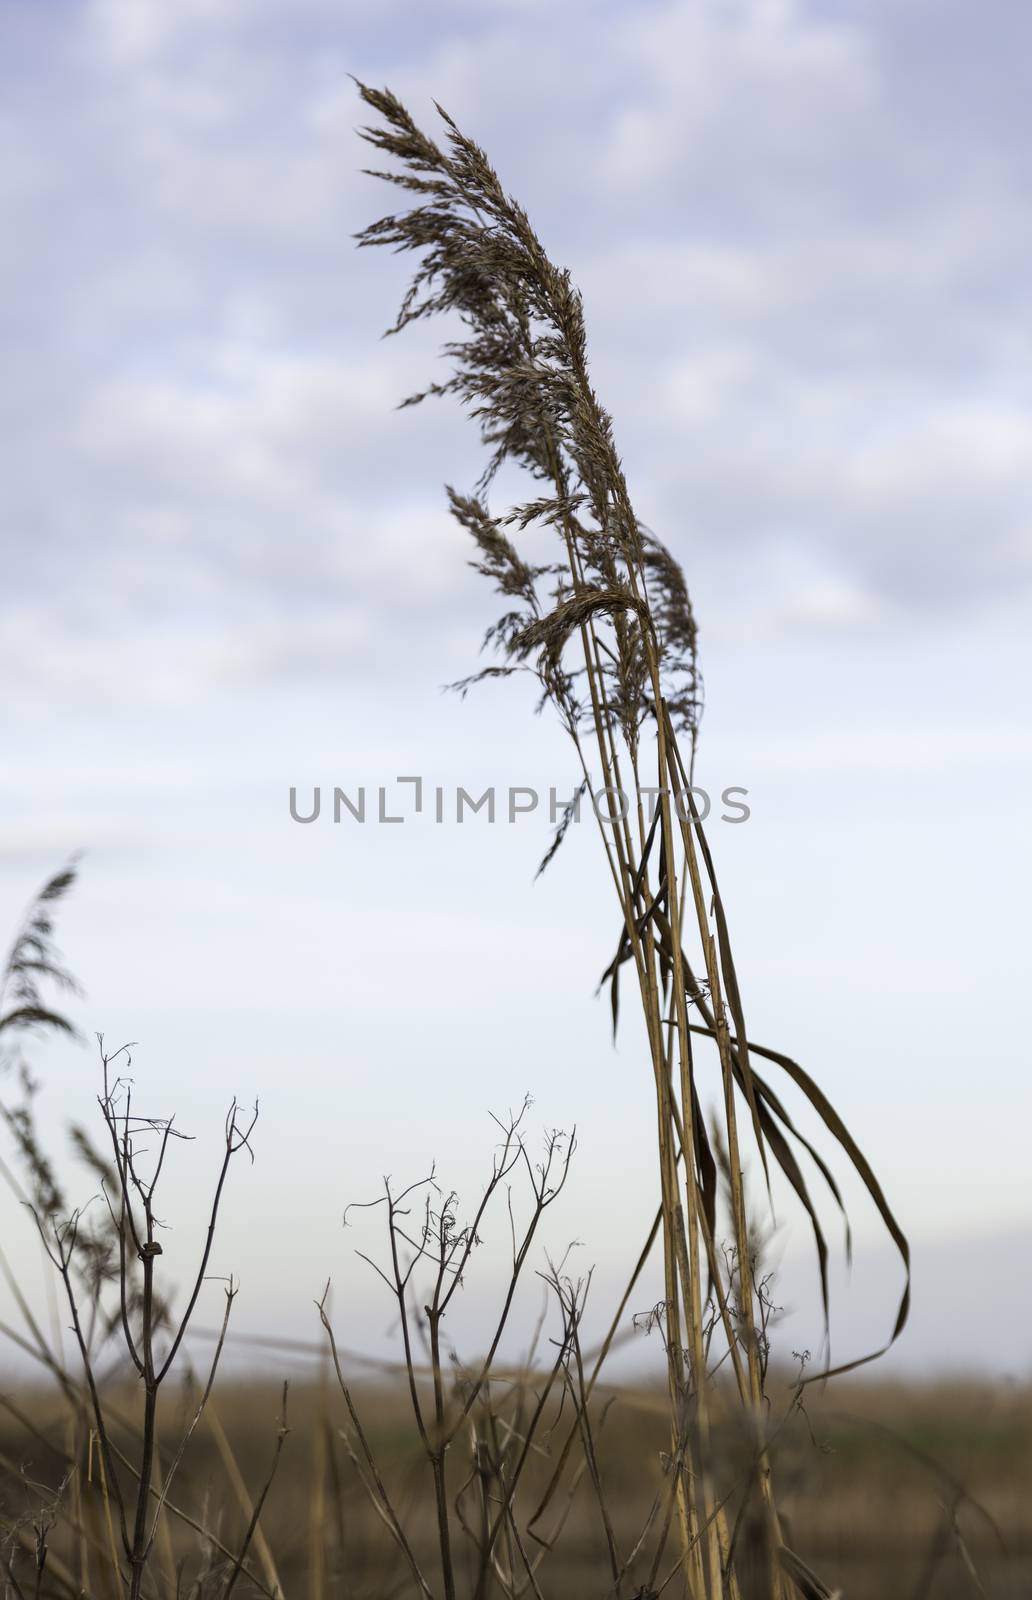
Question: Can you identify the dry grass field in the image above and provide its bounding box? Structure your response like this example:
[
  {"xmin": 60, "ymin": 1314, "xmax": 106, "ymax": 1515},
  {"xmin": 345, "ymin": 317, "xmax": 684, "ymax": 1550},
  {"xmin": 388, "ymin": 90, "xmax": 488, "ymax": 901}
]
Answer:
[{"xmin": 2, "ymin": 1373, "xmax": 1029, "ymax": 1598}]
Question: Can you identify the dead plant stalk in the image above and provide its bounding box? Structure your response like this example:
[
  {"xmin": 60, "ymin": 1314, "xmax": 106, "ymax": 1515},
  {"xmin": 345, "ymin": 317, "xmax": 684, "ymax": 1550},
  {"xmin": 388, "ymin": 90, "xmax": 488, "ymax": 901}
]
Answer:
[{"xmin": 354, "ymin": 79, "xmax": 909, "ymax": 1600}]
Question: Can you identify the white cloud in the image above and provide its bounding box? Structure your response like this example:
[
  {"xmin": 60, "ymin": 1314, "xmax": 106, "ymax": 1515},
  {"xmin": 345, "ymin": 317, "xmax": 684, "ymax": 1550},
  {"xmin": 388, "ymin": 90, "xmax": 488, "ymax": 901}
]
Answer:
[
  {"xmin": 605, "ymin": 0, "xmax": 876, "ymax": 195},
  {"xmin": 4, "ymin": 0, "xmax": 1029, "ymax": 687},
  {"xmin": 779, "ymin": 577, "xmax": 882, "ymax": 629},
  {"xmin": 4, "ymin": 0, "xmax": 1032, "ymax": 1378}
]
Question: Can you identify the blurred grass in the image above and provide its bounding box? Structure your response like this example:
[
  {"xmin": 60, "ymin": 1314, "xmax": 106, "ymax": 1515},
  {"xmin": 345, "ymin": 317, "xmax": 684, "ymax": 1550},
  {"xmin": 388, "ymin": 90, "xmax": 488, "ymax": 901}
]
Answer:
[{"xmin": 3, "ymin": 1372, "xmax": 1028, "ymax": 1597}]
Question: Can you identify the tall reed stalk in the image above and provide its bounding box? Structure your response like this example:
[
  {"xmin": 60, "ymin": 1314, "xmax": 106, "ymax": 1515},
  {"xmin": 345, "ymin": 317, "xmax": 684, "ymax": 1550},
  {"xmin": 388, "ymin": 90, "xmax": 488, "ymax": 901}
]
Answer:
[{"xmin": 354, "ymin": 82, "xmax": 910, "ymax": 1599}]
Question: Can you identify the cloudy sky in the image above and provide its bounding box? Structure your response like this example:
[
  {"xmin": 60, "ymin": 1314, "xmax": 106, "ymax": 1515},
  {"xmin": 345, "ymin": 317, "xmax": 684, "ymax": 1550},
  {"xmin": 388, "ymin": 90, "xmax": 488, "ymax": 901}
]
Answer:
[{"xmin": 2, "ymin": 0, "xmax": 1031, "ymax": 1381}]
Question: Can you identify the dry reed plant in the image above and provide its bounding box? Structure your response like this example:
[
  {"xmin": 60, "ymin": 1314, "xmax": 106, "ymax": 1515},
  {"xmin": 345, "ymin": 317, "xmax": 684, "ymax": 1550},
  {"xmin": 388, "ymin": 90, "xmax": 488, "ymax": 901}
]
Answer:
[{"xmin": 352, "ymin": 80, "xmax": 911, "ymax": 1599}]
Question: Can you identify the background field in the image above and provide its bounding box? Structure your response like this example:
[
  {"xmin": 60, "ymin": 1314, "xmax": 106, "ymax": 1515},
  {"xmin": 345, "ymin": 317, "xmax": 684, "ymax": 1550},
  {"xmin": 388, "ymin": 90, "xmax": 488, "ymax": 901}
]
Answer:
[{"xmin": 3, "ymin": 1371, "xmax": 1029, "ymax": 1598}]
